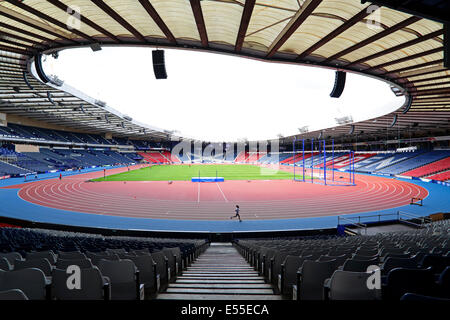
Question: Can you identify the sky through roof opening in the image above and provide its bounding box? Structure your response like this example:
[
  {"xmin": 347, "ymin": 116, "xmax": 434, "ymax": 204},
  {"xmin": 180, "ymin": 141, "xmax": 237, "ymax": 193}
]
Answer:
[{"xmin": 43, "ymin": 47, "xmax": 404, "ymax": 142}]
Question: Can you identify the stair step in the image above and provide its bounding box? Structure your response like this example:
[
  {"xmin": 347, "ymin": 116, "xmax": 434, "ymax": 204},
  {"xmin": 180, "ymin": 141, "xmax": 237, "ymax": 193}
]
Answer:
[
  {"xmin": 165, "ymin": 288, "xmax": 274, "ymax": 294},
  {"xmin": 183, "ymin": 271, "xmax": 258, "ymax": 275},
  {"xmin": 176, "ymin": 279, "xmax": 266, "ymax": 284},
  {"xmin": 179, "ymin": 276, "xmax": 264, "ymax": 281},
  {"xmin": 169, "ymin": 283, "xmax": 272, "ymax": 289},
  {"xmin": 187, "ymin": 265, "xmax": 253, "ymax": 270},
  {"xmin": 156, "ymin": 242, "xmax": 281, "ymax": 301},
  {"xmin": 157, "ymin": 293, "xmax": 283, "ymax": 300},
  {"xmin": 181, "ymin": 273, "xmax": 259, "ymax": 277}
]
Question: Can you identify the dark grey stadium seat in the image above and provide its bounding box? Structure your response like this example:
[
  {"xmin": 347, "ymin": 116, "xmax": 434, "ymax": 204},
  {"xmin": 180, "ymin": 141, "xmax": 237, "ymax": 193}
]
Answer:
[
  {"xmin": 281, "ymin": 255, "xmax": 307, "ymax": 296},
  {"xmin": 162, "ymin": 248, "xmax": 177, "ymax": 279},
  {"xmin": 0, "ymin": 289, "xmax": 28, "ymax": 300},
  {"xmin": 98, "ymin": 259, "xmax": 144, "ymax": 300},
  {"xmin": 352, "ymin": 254, "xmax": 379, "ymax": 262},
  {"xmin": 296, "ymin": 260, "xmax": 338, "ymax": 300},
  {"xmin": 56, "ymin": 258, "xmax": 94, "ymax": 270},
  {"xmin": 58, "ymin": 251, "xmax": 87, "ymax": 260},
  {"xmin": 0, "ymin": 252, "xmax": 23, "ymax": 267},
  {"xmin": 51, "ymin": 267, "xmax": 109, "ymax": 300},
  {"xmin": 151, "ymin": 251, "xmax": 169, "ymax": 290},
  {"xmin": 385, "ymin": 267, "xmax": 438, "ymax": 300},
  {"xmin": 0, "ymin": 257, "xmax": 12, "ymax": 271},
  {"xmin": 382, "ymin": 257, "xmax": 420, "ymax": 274},
  {"xmin": 86, "ymin": 252, "xmax": 119, "ymax": 266},
  {"xmin": 14, "ymin": 258, "xmax": 53, "ymax": 277},
  {"xmin": 128, "ymin": 255, "xmax": 158, "ymax": 294},
  {"xmin": 318, "ymin": 254, "xmax": 348, "ymax": 267},
  {"xmin": 26, "ymin": 251, "xmax": 56, "ymax": 265},
  {"xmin": 438, "ymin": 266, "xmax": 450, "ymax": 298},
  {"xmin": 132, "ymin": 249, "xmax": 151, "ymax": 256},
  {"xmin": 327, "ymin": 270, "xmax": 382, "ymax": 300},
  {"xmin": 0, "ymin": 268, "xmax": 46, "ymax": 300},
  {"xmin": 342, "ymin": 258, "xmax": 379, "ymax": 272},
  {"xmin": 106, "ymin": 248, "xmax": 127, "ymax": 255}
]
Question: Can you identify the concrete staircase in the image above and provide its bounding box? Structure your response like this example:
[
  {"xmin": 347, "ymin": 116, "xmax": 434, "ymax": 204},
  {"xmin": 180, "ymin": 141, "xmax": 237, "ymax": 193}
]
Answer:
[{"xmin": 158, "ymin": 243, "xmax": 282, "ymax": 300}]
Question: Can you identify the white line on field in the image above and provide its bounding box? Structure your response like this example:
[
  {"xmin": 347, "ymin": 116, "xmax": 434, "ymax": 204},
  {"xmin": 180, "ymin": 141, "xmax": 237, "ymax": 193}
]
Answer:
[{"xmin": 216, "ymin": 182, "xmax": 228, "ymax": 202}]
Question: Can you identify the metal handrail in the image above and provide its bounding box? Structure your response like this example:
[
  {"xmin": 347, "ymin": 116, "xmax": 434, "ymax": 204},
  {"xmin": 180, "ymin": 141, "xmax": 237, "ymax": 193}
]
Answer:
[
  {"xmin": 338, "ymin": 211, "xmax": 432, "ymax": 233},
  {"xmin": 397, "ymin": 211, "xmax": 432, "ymax": 226},
  {"xmin": 338, "ymin": 216, "xmax": 368, "ymax": 235}
]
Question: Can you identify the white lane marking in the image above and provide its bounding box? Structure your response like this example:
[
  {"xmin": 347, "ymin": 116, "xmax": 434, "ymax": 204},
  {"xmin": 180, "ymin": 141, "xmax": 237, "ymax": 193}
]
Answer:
[
  {"xmin": 216, "ymin": 182, "xmax": 228, "ymax": 202},
  {"xmin": 197, "ymin": 182, "xmax": 200, "ymax": 203}
]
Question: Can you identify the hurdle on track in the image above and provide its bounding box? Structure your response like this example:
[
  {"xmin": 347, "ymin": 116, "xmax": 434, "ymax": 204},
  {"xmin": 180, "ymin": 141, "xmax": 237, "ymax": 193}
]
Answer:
[
  {"xmin": 410, "ymin": 197, "xmax": 423, "ymax": 206},
  {"xmin": 292, "ymin": 138, "xmax": 356, "ymax": 186}
]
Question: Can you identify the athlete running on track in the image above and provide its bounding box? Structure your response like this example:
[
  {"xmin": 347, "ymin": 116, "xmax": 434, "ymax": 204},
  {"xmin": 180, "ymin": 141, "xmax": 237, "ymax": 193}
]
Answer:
[{"xmin": 230, "ymin": 205, "xmax": 242, "ymax": 222}]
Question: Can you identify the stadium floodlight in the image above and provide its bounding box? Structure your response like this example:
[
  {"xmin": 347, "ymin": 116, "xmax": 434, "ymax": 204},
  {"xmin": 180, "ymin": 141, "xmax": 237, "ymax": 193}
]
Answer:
[
  {"xmin": 49, "ymin": 75, "xmax": 64, "ymax": 87},
  {"xmin": 390, "ymin": 85, "xmax": 405, "ymax": 96},
  {"xmin": 298, "ymin": 126, "xmax": 309, "ymax": 133},
  {"xmin": 335, "ymin": 115, "xmax": 353, "ymax": 125},
  {"xmin": 95, "ymin": 100, "xmax": 106, "ymax": 107}
]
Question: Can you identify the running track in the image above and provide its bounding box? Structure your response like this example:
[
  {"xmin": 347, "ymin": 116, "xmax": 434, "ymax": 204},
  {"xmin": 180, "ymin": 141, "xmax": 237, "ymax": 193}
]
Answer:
[{"xmin": 3, "ymin": 165, "xmax": 428, "ymax": 221}]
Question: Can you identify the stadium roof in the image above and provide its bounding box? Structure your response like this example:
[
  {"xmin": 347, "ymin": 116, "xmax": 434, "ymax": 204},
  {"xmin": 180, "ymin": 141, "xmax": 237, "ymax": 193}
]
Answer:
[{"xmin": 0, "ymin": 0, "xmax": 449, "ymax": 142}]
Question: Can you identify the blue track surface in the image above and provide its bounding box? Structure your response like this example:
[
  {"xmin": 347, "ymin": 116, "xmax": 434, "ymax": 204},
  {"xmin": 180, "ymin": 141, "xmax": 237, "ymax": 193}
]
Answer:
[{"xmin": 0, "ymin": 168, "xmax": 448, "ymax": 233}]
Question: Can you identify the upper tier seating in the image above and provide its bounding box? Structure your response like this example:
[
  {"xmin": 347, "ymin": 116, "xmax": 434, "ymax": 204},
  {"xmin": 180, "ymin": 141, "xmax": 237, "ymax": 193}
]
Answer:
[
  {"xmin": 1, "ymin": 123, "xmax": 164, "ymax": 150},
  {"xmin": 358, "ymin": 151, "xmax": 423, "ymax": 173},
  {"xmin": 0, "ymin": 145, "xmax": 139, "ymax": 175}
]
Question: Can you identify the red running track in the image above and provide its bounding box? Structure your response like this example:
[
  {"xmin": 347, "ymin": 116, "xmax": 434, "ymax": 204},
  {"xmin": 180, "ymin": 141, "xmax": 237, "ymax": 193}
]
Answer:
[{"xmin": 4, "ymin": 166, "xmax": 428, "ymax": 221}]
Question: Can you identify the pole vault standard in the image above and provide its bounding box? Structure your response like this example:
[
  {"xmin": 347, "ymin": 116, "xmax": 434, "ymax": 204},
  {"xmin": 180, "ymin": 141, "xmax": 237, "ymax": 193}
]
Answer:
[
  {"xmin": 323, "ymin": 138, "xmax": 327, "ymax": 186},
  {"xmin": 292, "ymin": 138, "xmax": 355, "ymax": 186},
  {"xmin": 302, "ymin": 139, "xmax": 305, "ymax": 182},
  {"xmin": 293, "ymin": 137, "xmax": 296, "ymax": 181},
  {"xmin": 311, "ymin": 138, "xmax": 314, "ymax": 184},
  {"xmin": 332, "ymin": 139, "xmax": 335, "ymax": 183},
  {"xmin": 293, "ymin": 138, "xmax": 306, "ymax": 182}
]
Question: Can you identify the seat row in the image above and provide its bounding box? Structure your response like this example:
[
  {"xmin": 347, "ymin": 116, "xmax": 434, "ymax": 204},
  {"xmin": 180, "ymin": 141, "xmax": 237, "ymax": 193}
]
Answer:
[
  {"xmin": 234, "ymin": 219, "xmax": 449, "ymax": 300},
  {"xmin": 0, "ymin": 244, "xmax": 209, "ymax": 300}
]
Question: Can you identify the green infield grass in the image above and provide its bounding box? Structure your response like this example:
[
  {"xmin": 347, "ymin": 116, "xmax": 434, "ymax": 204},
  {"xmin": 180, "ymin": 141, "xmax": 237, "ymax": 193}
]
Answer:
[{"xmin": 92, "ymin": 164, "xmax": 304, "ymax": 181}]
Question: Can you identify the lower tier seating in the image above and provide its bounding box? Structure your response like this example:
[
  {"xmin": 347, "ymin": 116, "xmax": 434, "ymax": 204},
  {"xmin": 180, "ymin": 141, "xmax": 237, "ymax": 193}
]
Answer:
[
  {"xmin": 0, "ymin": 227, "xmax": 208, "ymax": 300},
  {"xmin": 234, "ymin": 219, "xmax": 450, "ymax": 300}
]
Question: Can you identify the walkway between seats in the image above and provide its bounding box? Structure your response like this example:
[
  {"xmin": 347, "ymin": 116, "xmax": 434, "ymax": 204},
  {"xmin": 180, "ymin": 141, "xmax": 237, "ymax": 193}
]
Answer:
[{"xmin": 157, "ymin": 243, "xmax": 281, "ymax": 300}]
